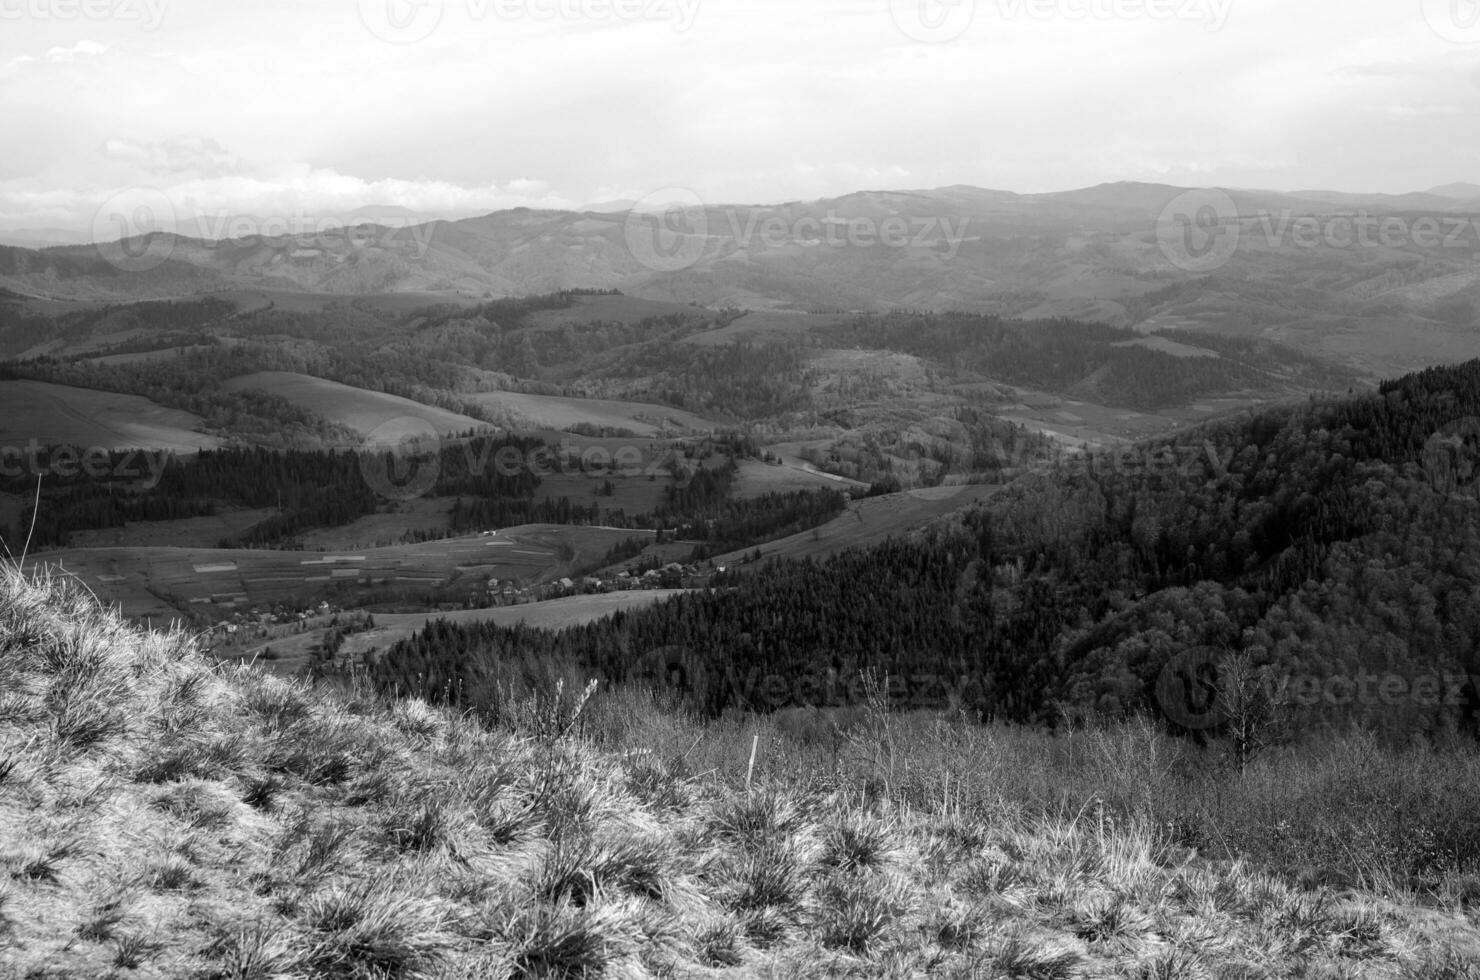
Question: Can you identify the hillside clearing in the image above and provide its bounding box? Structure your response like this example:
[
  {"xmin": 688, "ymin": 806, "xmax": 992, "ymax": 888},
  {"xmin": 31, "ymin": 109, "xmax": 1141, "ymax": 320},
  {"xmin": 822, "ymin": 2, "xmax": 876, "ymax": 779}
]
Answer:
[
  {"xmin": 0, "ymin": 379, "xmax": 221, "ymax": 453},
  {"xmin": 710, "ymin": 484, "xmax": 1000, "ymax": 566},
  {"xmin": 461, "ymin": 389, "xmax": 719, "ymax": 435},
  {"xmin": 220, "ymin": 371, "xmax": 490, "ymax": 441},
  {"xmin": 21, "ymin": 524, "xmax": 648, "ymax": 623},
  {"xmin": 235, "ymin": 588, "xmax": 687, "ymax": 673}
]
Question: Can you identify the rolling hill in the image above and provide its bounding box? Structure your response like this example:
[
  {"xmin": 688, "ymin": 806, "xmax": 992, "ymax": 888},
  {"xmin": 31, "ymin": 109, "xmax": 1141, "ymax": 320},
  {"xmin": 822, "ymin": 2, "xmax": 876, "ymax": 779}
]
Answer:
[
  {"xmin": 219, "ymin": 372, "xmax": 490, "ymax": 442},
  {"xmin": 8, "ymin": 181, "xmax": 1480, "ymax": 376},
  {"xmin": 0, "ymin": 379, "xmax": 220, "ymax": 453}
]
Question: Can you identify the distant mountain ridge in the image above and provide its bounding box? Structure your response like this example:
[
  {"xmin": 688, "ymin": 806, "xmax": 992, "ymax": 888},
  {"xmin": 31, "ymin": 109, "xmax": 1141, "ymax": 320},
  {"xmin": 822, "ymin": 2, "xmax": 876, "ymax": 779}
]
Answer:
[
  {"xmin": 1427, "ymin": 182, "xmax": 1480, "ymax": 200},
  {"xmin": 7, "ymin": 180, "xmax": 1480, "ymax": 376}
]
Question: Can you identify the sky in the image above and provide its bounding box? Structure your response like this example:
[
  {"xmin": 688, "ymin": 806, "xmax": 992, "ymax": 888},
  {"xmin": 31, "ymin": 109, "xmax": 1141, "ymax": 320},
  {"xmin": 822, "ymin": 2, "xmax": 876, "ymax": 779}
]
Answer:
[{"xmin": 2, "ymin": 0, "xmax": 1479, "ymax": 237}]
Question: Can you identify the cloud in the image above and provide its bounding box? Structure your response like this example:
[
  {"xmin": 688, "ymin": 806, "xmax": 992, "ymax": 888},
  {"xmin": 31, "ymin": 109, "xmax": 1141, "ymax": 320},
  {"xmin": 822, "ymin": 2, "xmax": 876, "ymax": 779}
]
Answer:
[
  {"xmin": 0, "ymin": 160, "xmax": 578, "ymax": 235},
  {"xmin": 99, "ymin": 136, "xmax": 248, "ymax": 179},
  {"xmin": 44, "ymin": 40, "xmax": 109, "ymax": 62},
  {"xmin": 0, "ymin": 0, "xmax": 1475, "ymax": 229}
]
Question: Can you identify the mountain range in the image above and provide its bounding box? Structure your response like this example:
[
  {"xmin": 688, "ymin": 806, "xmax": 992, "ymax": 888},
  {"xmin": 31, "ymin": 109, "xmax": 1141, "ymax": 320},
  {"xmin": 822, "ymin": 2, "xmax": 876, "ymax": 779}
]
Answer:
[{"xmin": 5, "ymin": 180, "xmax": 1480, "ymax": 376}]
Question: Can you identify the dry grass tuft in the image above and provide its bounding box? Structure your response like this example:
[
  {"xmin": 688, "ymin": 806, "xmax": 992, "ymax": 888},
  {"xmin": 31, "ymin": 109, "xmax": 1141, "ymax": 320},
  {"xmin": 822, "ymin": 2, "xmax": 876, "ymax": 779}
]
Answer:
[{"xmin": 5, "ymin": 561, "xmax": 1480, "ymax": 978}]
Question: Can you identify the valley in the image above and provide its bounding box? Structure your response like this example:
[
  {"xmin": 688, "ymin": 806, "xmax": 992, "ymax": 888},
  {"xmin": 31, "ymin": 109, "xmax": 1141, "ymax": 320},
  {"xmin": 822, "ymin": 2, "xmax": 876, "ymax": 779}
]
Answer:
[
  {"xmin": 0, "ymin": 270, "xmax": 1373, "ymax": 656},
  {"xmin": 16, "ymin": 3, "xmax": 1480, "ymax": 972},
  {"xmin": 7, "ymin": 187, "xmax": 1480, "ymax": 979}
]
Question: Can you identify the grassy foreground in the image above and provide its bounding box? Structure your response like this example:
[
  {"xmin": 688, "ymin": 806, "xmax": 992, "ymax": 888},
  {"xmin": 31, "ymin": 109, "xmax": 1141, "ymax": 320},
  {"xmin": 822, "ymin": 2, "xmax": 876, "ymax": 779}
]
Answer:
[{"xmin": 3, "ymin": 566, "xmax": 1480, "ymax": 978}]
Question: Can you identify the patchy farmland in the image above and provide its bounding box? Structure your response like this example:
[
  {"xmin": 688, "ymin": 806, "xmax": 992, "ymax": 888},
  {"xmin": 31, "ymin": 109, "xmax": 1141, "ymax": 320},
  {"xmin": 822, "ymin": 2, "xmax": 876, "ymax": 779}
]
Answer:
[
  {"xmin": 232, "ymin": 588, "xmax": 686, "ymax": 674},
  {"xmin": 21, "ymin": 524, "xmax": 653, "ymax": 624}
]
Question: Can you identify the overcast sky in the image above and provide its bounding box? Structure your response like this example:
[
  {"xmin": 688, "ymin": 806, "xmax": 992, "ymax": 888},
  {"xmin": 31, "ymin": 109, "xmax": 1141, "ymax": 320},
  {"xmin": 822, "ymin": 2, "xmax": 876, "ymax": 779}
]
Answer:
[{"xmin": 2, "ymin": 0, "xmax": 1478, "ymax": 234}]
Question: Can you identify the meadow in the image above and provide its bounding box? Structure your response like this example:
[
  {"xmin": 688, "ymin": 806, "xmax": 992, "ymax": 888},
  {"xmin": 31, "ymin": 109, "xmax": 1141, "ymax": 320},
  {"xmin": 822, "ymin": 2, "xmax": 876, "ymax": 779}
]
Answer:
[
  {"xmin": 708, "ymin": 484, "xmax": 999, "ymax": 567},
  {"xmin": 20, "ymin": 524, "xmax": 647, "ymax": 624},
  {"xmin": 3, "ymin": 564, "xmax": 1480, "ymax": 978},
  {"xmin": 220, "ymin": 372, "xmax": 490, "ymax": 442},
  {"xmin": 231, "ymin": 589, "xmax": 687, "ymax": 675},
  {"xmin": 0, "ymin": 379, "xmax": 221, "ymax": 454}
]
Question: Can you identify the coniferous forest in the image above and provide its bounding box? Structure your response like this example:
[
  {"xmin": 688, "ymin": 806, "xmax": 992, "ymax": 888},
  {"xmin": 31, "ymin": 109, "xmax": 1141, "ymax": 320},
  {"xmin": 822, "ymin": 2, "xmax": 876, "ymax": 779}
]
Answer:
[{"xmin": 370, "ymin": 357, "xmax": 1480, "ymax": 744}]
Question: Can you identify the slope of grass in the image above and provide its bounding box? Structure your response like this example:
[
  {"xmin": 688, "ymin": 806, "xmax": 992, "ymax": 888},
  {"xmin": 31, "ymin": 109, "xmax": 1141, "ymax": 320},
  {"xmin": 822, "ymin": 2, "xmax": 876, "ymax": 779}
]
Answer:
[
  {"xmin": 3, "ymin": 564, "xmax": 1480, "ymax": 978},
  {"xmin": 0, "ymin": 379, "xmax": 222, "ymax": 453}
]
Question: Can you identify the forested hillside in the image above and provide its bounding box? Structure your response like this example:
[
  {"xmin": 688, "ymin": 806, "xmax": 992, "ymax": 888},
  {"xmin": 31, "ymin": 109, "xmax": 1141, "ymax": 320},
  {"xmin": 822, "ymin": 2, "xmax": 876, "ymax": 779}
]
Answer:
[
  {"xmin": 818, "ymin": 313, "xmax": 1359, "ymax": 410},
  {"xmin": 372, "ymin": 358, "xmax": 1480, "ymax": 743}
]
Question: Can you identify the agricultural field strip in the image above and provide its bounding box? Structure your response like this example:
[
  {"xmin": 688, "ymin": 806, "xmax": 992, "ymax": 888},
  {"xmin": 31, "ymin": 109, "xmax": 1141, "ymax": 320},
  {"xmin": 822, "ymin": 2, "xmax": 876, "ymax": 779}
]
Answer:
[
  {"xmin": 236, "ymin": 589, "xmax": 690, "ymax": 666},
  {"xmin": 26, "ymin": 524, "xmax": 644, "ymax": 621}
]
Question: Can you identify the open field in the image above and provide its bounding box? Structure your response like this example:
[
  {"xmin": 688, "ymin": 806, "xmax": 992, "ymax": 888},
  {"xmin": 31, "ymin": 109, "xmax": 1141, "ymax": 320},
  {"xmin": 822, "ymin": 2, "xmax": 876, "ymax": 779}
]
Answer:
[
  {"xmin": 231, "ymin": 588, "xmax": 686, "ymax": 673},
  {"xmin": 0, "ymin": 379, "xmax": 221, "ymax": 452},
  {"xmin": 60, "ymin": 507, "xmax": 279, "ymax": 550},
  {"xmin": 710, "ymin": 483, "xmax": 999, "ymax": 566},
  {"xmin": 220, "ymin": 371, "xmax": 490, "ymax": 441},
  {"xmin": 293, "ymin": 498, "xmax": 455, "ymax": 550},
  {"xmin": 534, "ymin": 470, "xmax": 676, "ymax": 515},
  {"xmin": 1110, "ymin": 335, "xmax": 1219, "ymax": 358},
  {"xmin": 21, "ymin": 523, "xmax": 652, "ymax": 623},
  {"xmin": 986, "ymin": 383, "xmax": 1261, "ymax": 446},
  {"xmin": 730, "ymin": 456, "xmax": 871, "ymax": 497},
  {"xmin": 461, "ymin": 389, "xmax": 719, "ymax": 435}
]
